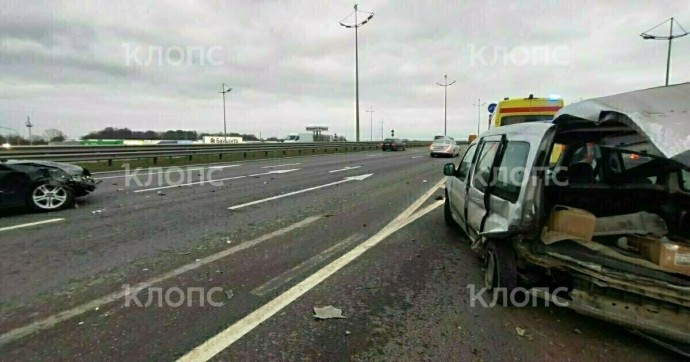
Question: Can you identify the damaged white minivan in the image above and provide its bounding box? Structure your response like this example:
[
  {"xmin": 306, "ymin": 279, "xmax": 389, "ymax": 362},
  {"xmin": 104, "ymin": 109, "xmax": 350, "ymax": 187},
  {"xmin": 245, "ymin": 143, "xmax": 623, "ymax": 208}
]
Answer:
[{"xmin": 443, "ymin": 83, "xmax": 690, "ymax": 356}]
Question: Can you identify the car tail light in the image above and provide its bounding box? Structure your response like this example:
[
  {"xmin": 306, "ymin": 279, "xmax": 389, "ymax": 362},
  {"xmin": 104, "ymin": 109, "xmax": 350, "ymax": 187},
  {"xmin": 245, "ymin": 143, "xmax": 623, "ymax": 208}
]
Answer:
[{"xmin": 630, "ymin": 153, "xmax": 640, "ymax": 160}]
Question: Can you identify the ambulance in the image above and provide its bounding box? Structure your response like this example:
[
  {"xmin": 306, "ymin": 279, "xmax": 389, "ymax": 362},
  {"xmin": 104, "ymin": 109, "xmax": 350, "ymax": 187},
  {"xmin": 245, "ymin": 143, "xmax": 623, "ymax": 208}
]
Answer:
[
  {"xmin": 489, "ymin": 94, "xmax": 565, "ymax": 163},
  {"xmin": 490, "ymin": 94, "xmax": 564, "ymax": 128}
]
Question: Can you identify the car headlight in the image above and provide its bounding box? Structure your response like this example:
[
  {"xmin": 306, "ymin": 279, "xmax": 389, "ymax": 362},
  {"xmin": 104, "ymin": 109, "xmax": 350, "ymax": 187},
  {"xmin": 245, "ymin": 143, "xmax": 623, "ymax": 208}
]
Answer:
[{"xmin": 71, "ymin": 175, "xmax": 84, "ymax": 182}]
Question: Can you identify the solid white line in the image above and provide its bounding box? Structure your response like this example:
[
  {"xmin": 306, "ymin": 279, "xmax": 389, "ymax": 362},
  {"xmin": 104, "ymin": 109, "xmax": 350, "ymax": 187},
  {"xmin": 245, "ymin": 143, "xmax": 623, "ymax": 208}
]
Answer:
[
  {"xmin": 133, "ymin": 175, "xmax": 248, "ymax": 193},
  {"xmin": 179, "ymin": 178, "xmax": 445, "ymax": 361},
  {"xmin": 250, "ymin": 233, "xmax": 363, "ymax": 296},
  {"xmin": 328, "ymin": 166, "xmax": 362, "ymax": 173},
  {"xmin": 227, "ymin": 174, "xmax": 372, "ymax": 210},
  {"xmin": 0, "ymin": 216, "xmax": 322, "ymax": 348},
  {"xmin": 261, "ymin": 163, "xmax": 301, "ymax": 169},
  {"xmin": 0, "ymin": 218, "xmax": 65, "ymax": 232}
]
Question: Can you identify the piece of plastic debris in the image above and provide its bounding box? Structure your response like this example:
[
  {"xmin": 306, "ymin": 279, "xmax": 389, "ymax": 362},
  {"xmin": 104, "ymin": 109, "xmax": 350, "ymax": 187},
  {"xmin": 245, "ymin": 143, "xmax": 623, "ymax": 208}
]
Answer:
[
  {"xmin": 195, "ymin": 259, "xmax": 201, "ymax": 262},
  {"xmin": 515, "ymin": 327, "xmax": 526, "ymax": 337},
  {"xmin": 225, "ymin": 290, "xmax": 234, "ymax": 300},
  {"xmin": 226, "ymin": 239, "xmax": 233, "ymax": 244},
  {"xmin": 345, "ymin": 330, "xmax": 351, "ymax": 335},
  {"xmin": 422, "ymin": 180, "xmax": 428, "ymax": 183},
  {"xmin": 574, "ymin": 328, "xmax": 582, "ymax": 334},
  {"xmin": 143, "ymin": 268, "xmax": 148, "ymax": 272},
  {"xmin": 313, "ymin": 306, "xmax": 346, "ymax": 319},
  {"xmin": 78, "ymin": 321, "xmax": 84, "ymax": 325},
  {"xmin": 91, "ymin": 209, "xmax": 104, "ymax": 214}
]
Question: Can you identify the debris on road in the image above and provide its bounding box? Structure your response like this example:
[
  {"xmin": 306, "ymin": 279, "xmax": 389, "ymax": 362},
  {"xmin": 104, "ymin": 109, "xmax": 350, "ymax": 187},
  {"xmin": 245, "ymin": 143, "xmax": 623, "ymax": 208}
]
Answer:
[
  {"xmin": 313, "ymin": 306, "xmax": 346, "ymax": 319},
  {"xmin": 345, "ymin": 330, "xmax": 351, "ymax": 336},
  {"xmin": 157, "ymin": 191, "xmax": 166, "ymax": 196},
  {"xmin": 515, "ymin": 327, "xmax": 526, "ymax": 337},
  {"xmin": 435, "ymin": 195, "xmax": 444, "ymax": 200},
  {"xmin": 225, "ymin": 289, "xmax": 234, "ymax": 300},
  {"xmin": 574, "ymin": 328, "xmax": 582, "ymax": 334},
  {"xmin": 91, "ymin": 209, "xmax": 104, "ymax": 214},
  {"xmin": 422, "ymin": 180, "xmax": 428, "ymax": 183}
]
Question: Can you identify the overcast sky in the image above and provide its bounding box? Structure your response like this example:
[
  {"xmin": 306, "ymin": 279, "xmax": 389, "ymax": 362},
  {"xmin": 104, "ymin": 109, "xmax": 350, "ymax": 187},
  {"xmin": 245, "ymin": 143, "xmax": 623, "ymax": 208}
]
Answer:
[{"xmin": 1, "ymin": 0, "xmax": 689, "ymax": 141}]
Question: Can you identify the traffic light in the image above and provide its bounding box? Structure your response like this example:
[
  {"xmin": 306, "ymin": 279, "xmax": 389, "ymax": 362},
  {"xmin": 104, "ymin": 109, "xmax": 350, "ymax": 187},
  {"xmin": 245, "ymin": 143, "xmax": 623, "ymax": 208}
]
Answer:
[{"xmin": 391, "ymin": 129, "xmax": 395, "ymax": 137}]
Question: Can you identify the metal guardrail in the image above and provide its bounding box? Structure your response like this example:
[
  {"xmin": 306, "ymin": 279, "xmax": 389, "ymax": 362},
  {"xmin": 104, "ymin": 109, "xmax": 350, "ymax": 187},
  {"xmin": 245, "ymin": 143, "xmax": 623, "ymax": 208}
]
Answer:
[{"xmin": 0, "ymin": 141, "xmax": 431, "ymax": 165}]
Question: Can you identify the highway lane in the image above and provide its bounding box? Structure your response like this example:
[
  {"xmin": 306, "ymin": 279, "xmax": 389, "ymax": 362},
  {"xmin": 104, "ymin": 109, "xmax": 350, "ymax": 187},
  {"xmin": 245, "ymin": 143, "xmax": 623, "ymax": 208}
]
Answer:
[{"xmin": 0, "ymin": 149, "xmax": 447, "ymax": 329}]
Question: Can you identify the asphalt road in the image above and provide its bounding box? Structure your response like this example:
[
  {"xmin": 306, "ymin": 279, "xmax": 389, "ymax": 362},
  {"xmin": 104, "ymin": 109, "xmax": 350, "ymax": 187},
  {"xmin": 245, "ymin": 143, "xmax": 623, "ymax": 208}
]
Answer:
[{"xmin": 0, "ymin": 148, "xmax": 682, "ymax": 361}]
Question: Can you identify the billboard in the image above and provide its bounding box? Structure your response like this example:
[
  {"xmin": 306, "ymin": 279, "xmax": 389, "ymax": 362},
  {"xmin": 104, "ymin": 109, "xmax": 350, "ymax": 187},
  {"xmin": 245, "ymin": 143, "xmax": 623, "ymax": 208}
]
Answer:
[{"xmin": 203, "ymin": 136, "xmax": 243, "ymax": 144}]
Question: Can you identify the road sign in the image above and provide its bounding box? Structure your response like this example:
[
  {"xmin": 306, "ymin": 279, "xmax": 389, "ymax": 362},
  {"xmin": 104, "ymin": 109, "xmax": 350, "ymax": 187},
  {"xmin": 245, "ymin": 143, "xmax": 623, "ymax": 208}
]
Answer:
[{"xmin": 488, "ymin": 103, "xmax": 497, "ymax": 113}]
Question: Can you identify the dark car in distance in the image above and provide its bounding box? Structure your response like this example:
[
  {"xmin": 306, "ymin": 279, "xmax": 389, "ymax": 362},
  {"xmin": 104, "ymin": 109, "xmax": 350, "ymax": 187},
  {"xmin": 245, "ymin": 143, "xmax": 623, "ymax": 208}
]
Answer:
[
  {"xmin": 0, "ymin": 160, "xmax": 98, "ymax": 211},
  {"xmin": 381, "ymin": 138, "xmax": 406, "ymax": 151}
]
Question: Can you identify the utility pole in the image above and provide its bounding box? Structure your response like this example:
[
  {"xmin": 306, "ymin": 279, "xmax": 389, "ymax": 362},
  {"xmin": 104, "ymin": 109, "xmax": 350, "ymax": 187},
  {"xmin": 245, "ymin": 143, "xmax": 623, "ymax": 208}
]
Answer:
[
  {"xmin": 641, "ymin": 17, "xmax": 689, "ymax": 86},
  {"xmin": 219, "ymin": 83, "xmax": 232, "ymax": 142},
  {"xmin": 472, "ymin": 99, "xmax": 486, "ymax": 135},
  {"xmin": 378, "ymin": 119, "xmax": 384, "ymax": 141},
  {"xmin": 436, "ymin": 75, "xmax": 456, "ymax": 136},
  {"xmin": 366, "ymin": 107, "xmax": 375, "ymax": 141},
  {"xmin": 25, "ymin": 116, "xmax": 33, "ymax": 145},
  {"xmin": 340, "ymin": 4, "xmax": 374, "ymax": 142}
]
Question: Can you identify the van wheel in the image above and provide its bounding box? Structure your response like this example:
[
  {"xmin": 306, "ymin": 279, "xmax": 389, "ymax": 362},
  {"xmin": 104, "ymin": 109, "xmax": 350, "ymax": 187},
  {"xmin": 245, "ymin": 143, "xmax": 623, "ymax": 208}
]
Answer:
[
  {"xmin": 484, "ymin": 240, "xmax": 518, "ymax": 305},
  {"xmin": 444, "ymin": 192, "xmax": 457, "ymax": 227}
]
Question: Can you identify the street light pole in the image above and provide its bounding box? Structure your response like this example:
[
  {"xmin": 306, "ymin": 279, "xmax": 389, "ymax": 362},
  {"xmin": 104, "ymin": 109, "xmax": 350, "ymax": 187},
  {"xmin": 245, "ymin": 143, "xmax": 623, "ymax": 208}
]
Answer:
[
  {"xmin": 25, "ymin": 116, "xmax": 33, "ymax": 145},
  {"xmin": 473, "ymin": 99, "xmax": 486, "ymax": 135},
  {"xmin": 640, "ymin": 17, "xmax": 689, "ymax": 86},
  {"xmin": 366, "ymin": 107, "xmax": 375, "ymax": 141},
  {"xmin": 436, "ymin": 75, "xmax": 456, "ymax": 136},
  {"xmin": 340, "ymin": 4, "xmax": 374, "ymax": 142},
  {"xmin": 378, "ymin": 119, "xmax": 384, "ymax": 141},
  {"xmin": 219, "ymin": 84, "xmax": 232, "ymax": 142}
]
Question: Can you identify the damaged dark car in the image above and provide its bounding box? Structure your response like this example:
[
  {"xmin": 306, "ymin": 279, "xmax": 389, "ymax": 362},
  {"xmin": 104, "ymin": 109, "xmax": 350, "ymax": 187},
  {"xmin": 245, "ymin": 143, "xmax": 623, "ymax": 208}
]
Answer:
[{"xmin": 0, "ymin": 160, "xmax": 97, "ymax": 211}]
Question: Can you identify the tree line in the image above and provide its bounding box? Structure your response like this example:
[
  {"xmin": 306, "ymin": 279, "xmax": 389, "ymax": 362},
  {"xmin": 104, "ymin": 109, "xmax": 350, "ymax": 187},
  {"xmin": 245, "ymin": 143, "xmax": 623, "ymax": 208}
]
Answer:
[{"xmin": 0, "ymin": 129, "xmax": 67, "ymax": 145}]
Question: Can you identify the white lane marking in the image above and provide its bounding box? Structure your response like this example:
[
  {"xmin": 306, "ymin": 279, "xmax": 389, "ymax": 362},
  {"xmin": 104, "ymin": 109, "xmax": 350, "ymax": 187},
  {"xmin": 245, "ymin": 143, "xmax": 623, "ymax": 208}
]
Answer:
[
  {"xmin": 133, "ymin": 176, "xmax": 246, "ymax": 193},
  {"xmin": 261, "ymin": 163, "xmax": 301, "ymax": 169},
  {"xmin": 247, "ymin": 169, "xmax": 300, "ymax": 177},
  {"xmin": 328, "ymin": 166, "xmax": 362, "ymax": 173},
  {"xmin": 0, "ymin": 218, "xmax": 65, "ymax": 232},
  {"xmin": 179, "ymin": 178, "xmax": 445, "ymax": 361},
  {"xmin": 367, "ymin": 154, "xmax": 382, "ymax": 157},
  {"xmin": 133, "ymin": 169, "xmax": 300, "ymax": 193},
  {"xmin": 208, "ymin": 165, "xmax": 241, "ymax": 170},
  {"xmin": 228, "ymin": 174, "xmax": 373, "ymax": 210},
  {"xmin": 250, "ymin": 233, "xmax": 363, "ymax": 296},
  {"xmin": 95, "ymin": 165, "xmax": 241, "ymax": 180},
  {"xmin": 0, "ymin": 216, "xmax": 322, "ymax": 348}
]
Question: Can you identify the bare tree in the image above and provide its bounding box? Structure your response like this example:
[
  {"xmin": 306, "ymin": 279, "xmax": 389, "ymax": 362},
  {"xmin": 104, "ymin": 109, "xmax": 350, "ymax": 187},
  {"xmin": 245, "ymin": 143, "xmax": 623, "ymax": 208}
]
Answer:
[{"xmin": 44, "ymin": 129, "xmax": 67, "ymax": 142}]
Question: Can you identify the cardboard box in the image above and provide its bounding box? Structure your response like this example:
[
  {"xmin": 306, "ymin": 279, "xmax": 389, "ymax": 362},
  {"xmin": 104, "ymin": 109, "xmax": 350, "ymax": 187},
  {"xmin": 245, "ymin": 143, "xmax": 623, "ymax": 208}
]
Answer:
[
  {"xmin": 547, "ymin": 205, "xmax": 597, "ymax": 242},
  {"xmin": 632, "ymin": 235, "xmax": 690, "ymax": 276}
]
